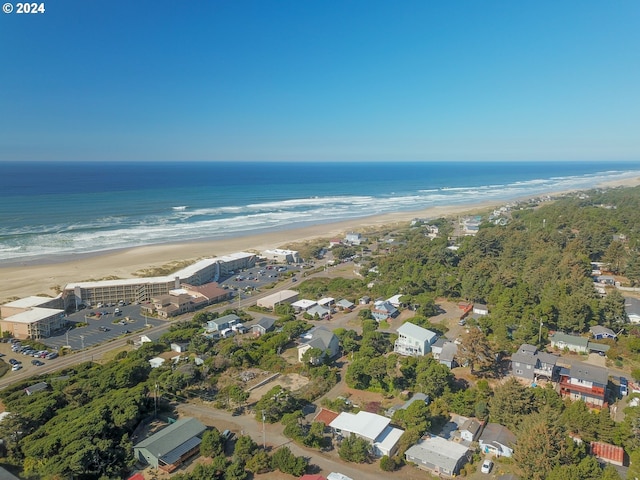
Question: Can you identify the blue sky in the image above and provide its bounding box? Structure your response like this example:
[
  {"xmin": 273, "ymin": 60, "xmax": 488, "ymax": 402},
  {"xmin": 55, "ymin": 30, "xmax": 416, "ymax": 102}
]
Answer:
[{"xmin": 1, "ymin": 1, "xmax": 639, "ymax": 162}]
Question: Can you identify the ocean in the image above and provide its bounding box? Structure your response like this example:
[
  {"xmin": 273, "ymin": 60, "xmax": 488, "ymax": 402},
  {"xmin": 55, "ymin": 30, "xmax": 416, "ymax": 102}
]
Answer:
[{"xmin": 1, "ymin": 161, "xmax": 639, "ymax": 264}]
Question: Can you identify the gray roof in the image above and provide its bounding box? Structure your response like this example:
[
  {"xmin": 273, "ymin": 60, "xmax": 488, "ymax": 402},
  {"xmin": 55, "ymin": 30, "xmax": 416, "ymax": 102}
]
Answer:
[
  {"xmin": 519, "ymin": 344, "xmax": 537, "ymax": 354},
  {"xmin": 210, "ymin": 313, "xmax": 240, "ymax": 326},
  {"xmin": 550, "ymin": 332, "xmax": 589, "ymax": 348},
  {"xmin": 307, "ymin": 305, "xmax": 330, "ymax": 317},
  {"xmin": 0, "ymin": 466, "xmax": 21, "ymax": 480},
  {"xmin": 590, "ymin": 325, "xmax": 616, "ymax": 337},
  {"xmin": 254, "ymin": 317, "xmax": 276, "ymax": 331},
  {"xmin": 588, "ymin": 343, "xmax": 610, "ymax": 353},
  {"xmin": 511, "ymin": 349, "xmax": 537, "ymax": 366},
  {"xmin": 397, "ymin": 322, "xmax": 437, "ymax": 344},
  {"xmin": 479, "ymin": 423, "xmax": 516, "ymax": 448},
  {"xmin": 25, "ymin": 382, "xmax": 48, "ymax": 395},
  {"xmin": 160, "ymin": 435, "xmax": 202, "ymax": 465},
  {"xmin": 433, "ymin": 337, "xmax": 448, "ymax": 349},
  {"xmin": 400, "ymin": 392, "xmax": 429, "ymax": 410},
  {"xmin": 134, "ymin": 417, "xmax": 206, "ymax": 457},
  {"xmin": 304, "ymin": 326, "xmax": 337, "ymax": 351},
  {"xmin": 569, "ymin": 361, "xmax": 609, "ymax": 385},
  {"xmin": 536, "ymin": 351, "xmax": 559, "ymax": 365},
  {"xmin": 405, "ymin": 436, "xmax": 469, "ymax": 472},
  {"xmin": 336, "ymin": 299, "xmax": 355, "ymax": 308},
  {"xmin": 440, "ymin": 342, "xmax": 458, "ymax": 363},
  {"xmin": 460, "ymin": 418, "xmax": 483, "ymax": 436},
  {"xmin": 625, "ymin": 296, "xmax": 640, "ymax": 315}
]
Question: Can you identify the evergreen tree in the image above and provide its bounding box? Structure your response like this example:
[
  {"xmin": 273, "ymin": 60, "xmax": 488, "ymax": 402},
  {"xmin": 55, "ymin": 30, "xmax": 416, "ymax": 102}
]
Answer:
[
  {"xmin": 513, "ymin": 412, "xmax": 570, "ymax": 480},
  {"xmin": 489, "ymin": 378, "xmax": 536, "ymax": 430}
]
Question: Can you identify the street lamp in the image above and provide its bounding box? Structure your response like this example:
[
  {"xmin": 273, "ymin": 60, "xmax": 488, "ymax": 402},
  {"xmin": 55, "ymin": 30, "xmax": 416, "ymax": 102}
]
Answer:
[{"xmin": 262, "ymin": 410, "xmax": 266, "ymax": 448}]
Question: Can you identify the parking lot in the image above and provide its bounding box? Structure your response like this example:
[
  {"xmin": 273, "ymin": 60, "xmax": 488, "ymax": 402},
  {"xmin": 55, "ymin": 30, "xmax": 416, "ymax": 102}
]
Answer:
[
  {"xmin": 218, "ymin": 263, "xmax": 303, "ymax": 294},
  {"xmin": 45, "ymin": 303, "xmax": 164, "ymax": 351}
]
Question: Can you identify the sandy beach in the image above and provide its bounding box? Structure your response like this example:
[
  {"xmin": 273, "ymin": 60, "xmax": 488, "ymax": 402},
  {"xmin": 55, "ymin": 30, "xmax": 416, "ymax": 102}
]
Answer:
[{"xmin": 2, "ymin": 177, "xmax": 639, "ymax": 303}]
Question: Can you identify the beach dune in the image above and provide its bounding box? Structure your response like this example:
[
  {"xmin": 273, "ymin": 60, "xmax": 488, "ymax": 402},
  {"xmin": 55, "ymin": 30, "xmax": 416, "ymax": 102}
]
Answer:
[{"xmin": 2, "ymin": 177, "xmax": 638, "ymax": 303}]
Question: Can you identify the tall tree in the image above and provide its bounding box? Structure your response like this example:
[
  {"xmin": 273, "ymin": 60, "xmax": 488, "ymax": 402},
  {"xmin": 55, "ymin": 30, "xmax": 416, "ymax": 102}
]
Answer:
[
  {"xmin": 489, "ymin": 377, "xmax": 536, "ymax": 430},
  {"xmin": 457, "ymin": 328, "xmax": 494, "ymax": 374},
  {"xmin": 513, "ymin": 412, "xmax": 570, "ymax": 480}
]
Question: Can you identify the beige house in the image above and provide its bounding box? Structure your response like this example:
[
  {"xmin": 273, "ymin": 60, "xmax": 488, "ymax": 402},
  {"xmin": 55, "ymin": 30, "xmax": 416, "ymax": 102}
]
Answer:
[
  {"xmin": 257, "ymin": 290, "xmax": 299, "ymax": 310},
  {"xmin": 142, "ymin": 283, "xmax": 230, "ymax": 319},
  {"xmin": 0, "ymin": 296, "xmax": 66, "ymax": 340}
]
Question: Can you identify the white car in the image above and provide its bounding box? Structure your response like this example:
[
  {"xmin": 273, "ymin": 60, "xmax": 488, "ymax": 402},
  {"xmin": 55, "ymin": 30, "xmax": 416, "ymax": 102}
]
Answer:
[{"xmin": 481, "ymin": 459, "xmax": 493, "ymax": 474}]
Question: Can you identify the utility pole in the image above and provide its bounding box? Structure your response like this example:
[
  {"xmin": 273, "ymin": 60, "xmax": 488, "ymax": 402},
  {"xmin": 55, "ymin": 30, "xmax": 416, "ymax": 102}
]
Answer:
[
  {"xmin": 538, "ymin": 319, "xmax": 544, "ymax": 345},
  {"xmin": 262, "ymin": 410, "xmax": 266, "ymax": 449},
  {"xmin": 80, "ymin": 335, "xmax": 85, "ymax": 362}
]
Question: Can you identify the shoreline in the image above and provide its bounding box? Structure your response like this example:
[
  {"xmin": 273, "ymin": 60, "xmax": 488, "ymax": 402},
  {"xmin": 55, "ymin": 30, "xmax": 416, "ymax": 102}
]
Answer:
[{"xmin": 1, "ymin": 177, "xmax": 638, "ymax": 302}]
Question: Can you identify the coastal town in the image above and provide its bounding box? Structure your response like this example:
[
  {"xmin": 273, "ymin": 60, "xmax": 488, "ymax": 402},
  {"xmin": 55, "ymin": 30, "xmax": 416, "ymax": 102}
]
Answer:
[{"xmin": 1, "ymin": 188, "xmax": 640, "ymax": 480}]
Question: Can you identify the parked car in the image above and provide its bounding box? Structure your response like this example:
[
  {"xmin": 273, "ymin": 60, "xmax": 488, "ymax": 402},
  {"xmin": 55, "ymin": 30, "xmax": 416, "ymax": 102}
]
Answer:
[
  {"xmin": 46, "ymin": 352, "xmax": 58, "ymax": 360},
  {"xmin": 620, "ymin": 377, "xmax": 629, "ymax": 396},
  {"xmin": 31, "ymin": 359, "xmax": 44, "ymax": 366},
  {"xmin": 11, "ymin": 364, "xmax": 22, "ymax": 371},
  {"xmin": 8, "ymin": 358, "xmax": 18, "ymax": 365},
  {"xmin": 99, "ymin": 326, "xmax": 110, "ymax": 332},
  {"xmin": 481, "ymin": 460, "xmax": 493, "ymax": 474}
]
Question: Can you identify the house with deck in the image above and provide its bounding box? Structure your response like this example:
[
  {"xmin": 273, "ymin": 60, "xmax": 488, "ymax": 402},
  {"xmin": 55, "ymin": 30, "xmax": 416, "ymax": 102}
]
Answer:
[
  {"xmin": 205, "ymin": 314, "xmax": 240, "ymax": 333},
  {"xmin": 559, "ymin": 361, "xmax": 609, "ymax": 409},
  {"xmin": 511, "ymin": 344, "xmax": 559, "ymax": 382},
  {"xmin": 372, "ymin": 300, "xmax": 399, "ymax": 322},
  {"xmin": 394, "ymin": 322, "xmax": 438, "ymax": 357}
]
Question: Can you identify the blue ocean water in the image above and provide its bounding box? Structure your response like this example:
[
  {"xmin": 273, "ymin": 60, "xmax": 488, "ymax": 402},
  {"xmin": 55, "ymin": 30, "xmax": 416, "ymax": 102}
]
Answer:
[{"xmin": 1, "ymin": 161, "xmax": 639, "ymax": 264}]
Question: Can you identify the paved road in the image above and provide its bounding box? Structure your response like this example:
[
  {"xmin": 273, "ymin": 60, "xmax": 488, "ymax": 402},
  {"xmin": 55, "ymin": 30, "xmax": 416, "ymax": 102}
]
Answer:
[{"xmin": 178, "ymin": 402, "xmax": 424, "ymax": 480}]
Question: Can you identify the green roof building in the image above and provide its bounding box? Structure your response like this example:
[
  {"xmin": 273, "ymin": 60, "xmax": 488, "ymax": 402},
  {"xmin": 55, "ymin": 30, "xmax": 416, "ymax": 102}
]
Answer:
[{"xmin": 133, "ymin": 417, "xmax": 207, "ymax": 472}]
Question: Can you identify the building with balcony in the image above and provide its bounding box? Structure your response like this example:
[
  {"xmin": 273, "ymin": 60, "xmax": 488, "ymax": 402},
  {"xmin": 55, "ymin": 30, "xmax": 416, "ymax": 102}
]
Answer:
[
  {"xmin": 394, "ymin": 322, "xmax": 438, "ymax": 357},
  {"xmin": 559, "ymin": 361, "xmax": 609, "ymax": 409},
  {"xmin": 511, "ymin": 344, "xmax": 559, "ymax": 382}
]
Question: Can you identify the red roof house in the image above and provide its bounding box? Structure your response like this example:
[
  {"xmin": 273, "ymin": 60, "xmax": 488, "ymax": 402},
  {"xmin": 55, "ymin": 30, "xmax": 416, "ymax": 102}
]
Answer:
[
  {"xmin": 313, "ymin": 408, "xmax": 340, "ymax": 426},
  {"xmin": 591, "ymin": 441, "xmax": 625, "ymax": 466}
]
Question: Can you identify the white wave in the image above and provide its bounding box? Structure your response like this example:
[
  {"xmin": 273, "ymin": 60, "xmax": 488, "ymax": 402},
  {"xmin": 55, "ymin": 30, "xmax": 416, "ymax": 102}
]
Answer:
[{"xmin": 172, "ymin": 205, "xmax": 188, "ymax": 211}]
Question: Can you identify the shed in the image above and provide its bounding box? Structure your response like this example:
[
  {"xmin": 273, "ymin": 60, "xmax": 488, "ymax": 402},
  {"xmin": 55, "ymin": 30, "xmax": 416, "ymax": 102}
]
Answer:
[
  {"xmin": 24, "ymin": 382, "xmax": 48, "ymax": 396},
  {"xmin": 590, "ymin": 441, "xmax": 625, "ymax": 466}
]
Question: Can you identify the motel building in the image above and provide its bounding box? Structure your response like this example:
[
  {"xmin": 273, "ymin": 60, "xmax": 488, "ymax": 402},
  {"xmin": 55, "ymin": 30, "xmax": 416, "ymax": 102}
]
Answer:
[{"xmin": 0, "ymin": 296, "xmax": 66, "ymax": 340}]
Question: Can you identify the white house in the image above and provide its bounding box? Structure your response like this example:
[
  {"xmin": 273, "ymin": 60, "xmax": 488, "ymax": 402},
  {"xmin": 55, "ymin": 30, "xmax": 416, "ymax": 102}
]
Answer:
[
  {"xmin": 549, "ymin": 332, "xmax": 589, "ymax": 353},
  {"xmin": 345, "ymin": 233, "xmax": 363, "ymax": 245},
  {"xmin": 387, "ymin": 294, "xmax": 404, "ymax": 308},
  {"xmin": 306, "ymin": 304, "xmax": 331, "ymax": 319},
  {"xmin": 394, "ymin": 322, "xmax": 438, "ymax": 357},
  {"xmin": 329, "ymin": 411, "xmax": 404, "ymax": 457},
  {"xmin": 291, "ymin": 299, "xmax": 318, "ymax": 312},
  {"xmin": 372, "ymin": 300, "xmax": 399, "ymax": 322},
  {"xmin": 478, "ymin": 423, "xmax": 516, "ymax": 458},
  {"xmin": 405, "ymin": 435, "xmax": 470, "ymax": 477},
  {"xmin": 473, "ymin": 303, "xmax": 489, "ymax": 316},
  {"xmin": 256, "ymin": 290, "xmax": 299, "ymax": 309},
  {"xmin": 318, "ymin": 297, "xmax": 335, "ymax": 307}
]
